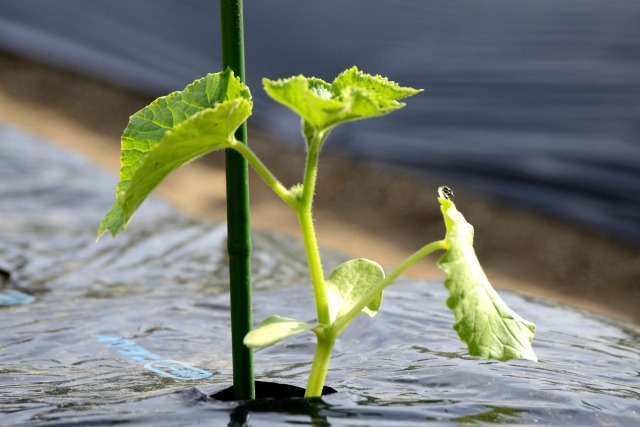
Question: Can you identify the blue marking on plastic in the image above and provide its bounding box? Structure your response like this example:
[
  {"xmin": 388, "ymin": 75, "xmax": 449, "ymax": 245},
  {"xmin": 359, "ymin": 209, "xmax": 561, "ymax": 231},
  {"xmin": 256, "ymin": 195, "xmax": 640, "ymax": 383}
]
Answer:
[
  {"xmin": 0, "ymin": 289, "xmax": 36, "ymax": 306},
  {"xmin": 144, "ymin": 360, "xmax": 213, "ymax": 380},
  {"xmin": 96, "ymin": 335, "xmax": 213, "ymax": 380}
]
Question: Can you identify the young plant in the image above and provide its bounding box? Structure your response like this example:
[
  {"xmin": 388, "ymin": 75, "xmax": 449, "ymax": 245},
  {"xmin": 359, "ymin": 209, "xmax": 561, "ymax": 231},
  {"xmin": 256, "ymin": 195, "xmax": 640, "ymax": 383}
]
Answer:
[{"xmin": 98, "ymin": 67, "xmax": 537, "ymax": 398}]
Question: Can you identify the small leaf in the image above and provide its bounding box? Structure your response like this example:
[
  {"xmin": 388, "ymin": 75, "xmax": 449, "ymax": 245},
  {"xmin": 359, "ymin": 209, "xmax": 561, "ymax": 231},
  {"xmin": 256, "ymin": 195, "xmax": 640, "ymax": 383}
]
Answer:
[
  {"xmin": 98, "ymin": 70, "xmax": 252, "ymax": 238},
  {"xmin": 263, "ymin": 66, "xmax": 421, "ymax": 133},
  {"xmin": 325, "ymin": 258, "xmax": 385, "ymax": 324},
  {"xmin": 437, "ymin": 196, "xmax": 537, "ymax": 362},
  {"xmin": 244, "ymin": 315, "xmax": 318, "ymax": 349}
]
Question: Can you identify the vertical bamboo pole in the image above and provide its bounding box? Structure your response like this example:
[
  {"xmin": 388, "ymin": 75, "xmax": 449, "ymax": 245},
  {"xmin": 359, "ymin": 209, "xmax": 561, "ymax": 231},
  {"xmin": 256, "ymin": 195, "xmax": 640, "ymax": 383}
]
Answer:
[{"xmin": 220, "ymin": 0, "xmax": 255, "ymax": 400}]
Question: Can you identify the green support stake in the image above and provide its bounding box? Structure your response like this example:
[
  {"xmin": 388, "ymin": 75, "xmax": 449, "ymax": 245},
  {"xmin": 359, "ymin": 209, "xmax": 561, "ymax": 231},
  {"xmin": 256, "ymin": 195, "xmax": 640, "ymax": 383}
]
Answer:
[{"xmin": 220, "ymin": 0, "xmax": 255, "ymax": 400}]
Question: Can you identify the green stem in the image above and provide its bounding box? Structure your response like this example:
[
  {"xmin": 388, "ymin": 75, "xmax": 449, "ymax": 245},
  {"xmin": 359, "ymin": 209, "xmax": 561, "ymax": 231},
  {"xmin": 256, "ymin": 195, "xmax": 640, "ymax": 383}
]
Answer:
[
  {"xmin": 331, "ymin": 240, "xmax": 448, "ymax": 337},
  {"xmin": 297, "ymin": 132, "xmax": 331, "ymax": 326},
  {"xmin": 298, "ymin": 207, "xmax": 330, "ymax": 326},
  {"xmin": 231, "ymin": 140, "xmax": 296, "ymax": 208},
  {"xmin": 305, "ymin": 333, "xmax": 335, "ymax": 398},
  {"xmin": 301, "ymin": 134, "xmax": 321, "ymax": 206},
  {"xmin": 220, "ymin": 0, "xmax": 254, "ymax": 401}
]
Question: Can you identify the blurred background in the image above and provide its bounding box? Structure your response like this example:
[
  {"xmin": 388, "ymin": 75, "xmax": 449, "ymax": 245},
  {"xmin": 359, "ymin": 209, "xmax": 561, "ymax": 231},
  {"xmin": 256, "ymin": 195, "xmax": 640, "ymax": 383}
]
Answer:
[{"xmin": 0, "ymin": 0, "xmax": 638, "ymax": 323}]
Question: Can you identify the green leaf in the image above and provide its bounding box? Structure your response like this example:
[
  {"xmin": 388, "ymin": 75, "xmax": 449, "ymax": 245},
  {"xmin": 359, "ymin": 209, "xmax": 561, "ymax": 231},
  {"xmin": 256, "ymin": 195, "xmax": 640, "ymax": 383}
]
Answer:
[
  {"xmin": 243, "ymin": 315, "xmax": 318, "ymax": 349},
  {"xmin": 263, "ymin": 66, "xmax": 421, "ymax": 133},
  {"xmin": 98, "ymin": 70, "xmax": 252, "ymax": 238},
  {"xmin": 437, "ymin": 196, "xmax": 538, "ymax": 362},
  {"xmin": 325, "ymin": 258, "xmax": 385, "ymax": 325}
]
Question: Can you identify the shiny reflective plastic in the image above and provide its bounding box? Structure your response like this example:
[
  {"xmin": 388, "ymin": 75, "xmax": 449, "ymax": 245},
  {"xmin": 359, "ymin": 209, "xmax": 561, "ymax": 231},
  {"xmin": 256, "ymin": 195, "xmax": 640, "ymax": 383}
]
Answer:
[{"xmin": 1, "ymin": 126, "xmax": 638, "ymax": 426}]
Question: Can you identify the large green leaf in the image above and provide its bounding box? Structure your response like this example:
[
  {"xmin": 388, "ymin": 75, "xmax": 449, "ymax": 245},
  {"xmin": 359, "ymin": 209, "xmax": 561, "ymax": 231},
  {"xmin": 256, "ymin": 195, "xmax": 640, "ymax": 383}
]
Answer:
[
  {"xmin": 325, "ymin": 258, "xmax": 385, "ymax": 324},
  {"xmin": 263, "ymin": 66, "xmax": 421, "ymax": 133},
  {"xmin": 98, "ymin": 70, "xmax": 252, "ymax": 238},
  {"xmin": 244, "ymin": 315, "xmax": 318, "ymax": 349},
  {"xmin": 438, "ymin": 195, "xmax": 538, "ymax": 362}
]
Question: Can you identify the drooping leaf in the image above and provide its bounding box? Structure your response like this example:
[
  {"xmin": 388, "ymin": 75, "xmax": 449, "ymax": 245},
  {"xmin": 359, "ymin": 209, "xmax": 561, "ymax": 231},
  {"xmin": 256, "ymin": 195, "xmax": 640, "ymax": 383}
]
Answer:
[
  {"xmin": 325, "ymin": 258, "xmax": 385, "ymax": 325},
  {"xmin": 263, "ymin": 66, "xmax": 421, "ymax": 134},
  {"xmin": 437, "ymin": 195, "xmax": 538, "ymax": 362},
  {"xmin": 98, "ymin": 70, "xmax": 252, "ymax": 238},
  {"xmin": 243, "ymin": 315, "xmax": 318, "ymax": 349}
]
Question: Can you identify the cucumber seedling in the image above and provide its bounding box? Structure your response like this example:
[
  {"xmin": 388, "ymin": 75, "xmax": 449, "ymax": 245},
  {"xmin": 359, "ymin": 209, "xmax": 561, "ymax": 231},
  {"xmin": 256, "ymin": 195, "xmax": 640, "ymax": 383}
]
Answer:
[{"xmin": 98, "ymin": 67, "xmax": 537, "ymax": 398}]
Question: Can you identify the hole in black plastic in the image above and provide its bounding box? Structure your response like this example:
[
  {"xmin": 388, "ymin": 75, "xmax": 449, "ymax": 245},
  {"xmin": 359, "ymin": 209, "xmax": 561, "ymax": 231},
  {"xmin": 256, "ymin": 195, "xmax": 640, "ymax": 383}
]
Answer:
[{"xmin": 211, "ymin": 380, "xmax": 337, "ymax": 401}]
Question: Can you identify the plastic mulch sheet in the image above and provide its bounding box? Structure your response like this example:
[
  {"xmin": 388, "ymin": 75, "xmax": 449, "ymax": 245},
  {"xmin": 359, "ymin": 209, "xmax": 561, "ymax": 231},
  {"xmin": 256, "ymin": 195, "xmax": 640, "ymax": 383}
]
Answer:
[{"xmin": 1, "ymin": 125, "xmax": 639, "ymax": 426}]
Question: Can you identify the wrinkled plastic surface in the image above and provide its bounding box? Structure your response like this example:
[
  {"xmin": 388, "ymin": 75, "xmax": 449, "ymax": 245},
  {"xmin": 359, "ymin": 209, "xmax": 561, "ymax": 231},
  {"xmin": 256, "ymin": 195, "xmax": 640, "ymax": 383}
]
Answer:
[{"xmin": 1, "ymin": 125, "xmax": 639, "ymax": 426}]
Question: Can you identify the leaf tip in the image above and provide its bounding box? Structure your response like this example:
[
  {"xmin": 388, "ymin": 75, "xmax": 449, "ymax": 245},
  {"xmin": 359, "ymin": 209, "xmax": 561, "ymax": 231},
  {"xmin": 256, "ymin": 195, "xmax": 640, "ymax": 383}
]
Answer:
[{"xmin": 96, "ymin": 201, "xmax": 126, "ymax": 241}]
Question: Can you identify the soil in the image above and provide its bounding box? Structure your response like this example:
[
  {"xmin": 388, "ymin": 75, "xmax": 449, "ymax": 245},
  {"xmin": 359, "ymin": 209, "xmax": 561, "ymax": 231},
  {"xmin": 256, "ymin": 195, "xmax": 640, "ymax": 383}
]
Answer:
[{"xmin": 1, "ymin": 51, "xmax": 638, "ymax": 324}]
